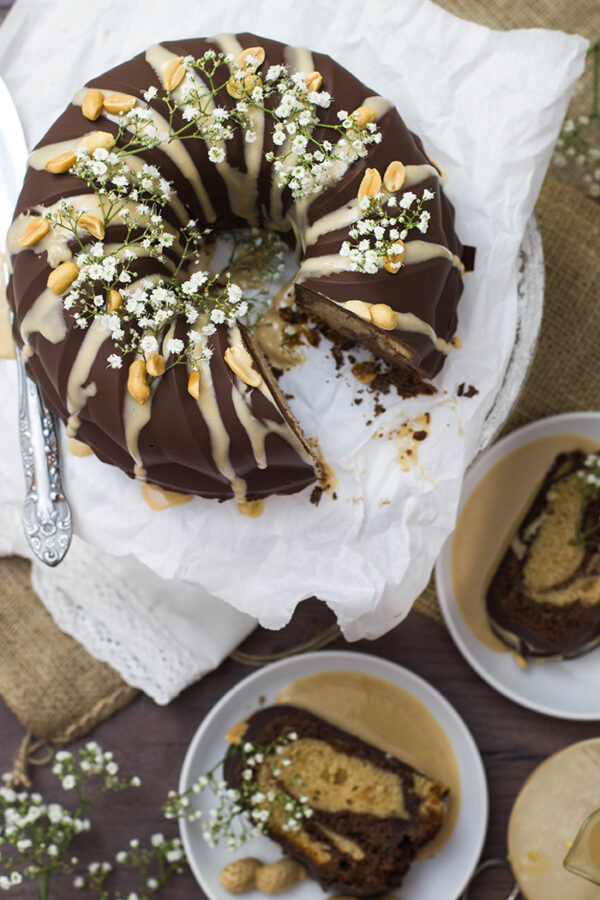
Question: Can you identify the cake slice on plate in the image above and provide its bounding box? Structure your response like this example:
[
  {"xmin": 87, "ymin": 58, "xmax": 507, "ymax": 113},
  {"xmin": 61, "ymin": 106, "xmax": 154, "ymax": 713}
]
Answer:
[
  {"xmin": 224, "ymin": 704, "xmax": 447, "ymax": 897},
  {"xmin": 486, "ymin": 450, "xmax": 600, "ymax": 659}
]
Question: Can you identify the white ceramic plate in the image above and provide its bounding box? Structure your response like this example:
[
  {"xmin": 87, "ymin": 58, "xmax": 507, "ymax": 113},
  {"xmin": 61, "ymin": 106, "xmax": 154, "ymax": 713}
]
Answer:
[
  {"xmin": 436, "ymin": 411, "xmax": 600, "ymax": 720},
  {"xmin": 179, "ymin": 650, "xmax": 488, "ymax": 900}
]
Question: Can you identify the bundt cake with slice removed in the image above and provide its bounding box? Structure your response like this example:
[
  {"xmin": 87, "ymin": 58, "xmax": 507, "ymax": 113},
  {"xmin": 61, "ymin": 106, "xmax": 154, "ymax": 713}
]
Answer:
[
  {"xmin": 7, "ymin": 32, "xmax": 472, "ymax": 509},
  {"xmin": 486, "ymin": 450, "xmax": 600, "ymax": 659},
  {"xmin": 223, "ymin": 705, "xmax": 447, "ymax": 896}
]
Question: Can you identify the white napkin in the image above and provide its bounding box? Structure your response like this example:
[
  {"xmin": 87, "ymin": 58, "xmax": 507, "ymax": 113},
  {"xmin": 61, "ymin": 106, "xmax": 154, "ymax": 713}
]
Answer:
[{"xmin": 0, "ymin": 0, "xmax": 587, "ymax": 700}]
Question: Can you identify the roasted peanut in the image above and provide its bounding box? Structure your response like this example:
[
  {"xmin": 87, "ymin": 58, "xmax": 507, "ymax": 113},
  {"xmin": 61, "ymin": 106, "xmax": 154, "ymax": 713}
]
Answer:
[
  {"xmin": 349, "ymin": 105, "xmax": 377, "ymax": 129},
  {"xmin": 370, "ymin": 303, "xmax": 399, "ymax": 330},
  {"xmin": 224, "ymin": 344, "xmax": 262, "ymax": 387},
  {"xmin": 220, "ymin": 858, "xmax": 263, "ymax": 894},
  {"xmin": 19, "ymin": 217, "xmax": 50, "ymax": 247},
  {"xmin": 227, "ymin": 72, "xmax": 262, "ymax": 100},
  {"xmin": 108, "ymin": 289, "xmax": 122, "ymax": 312},
  {"xmin": 255, "ymin": 859, "xmax": 307, "ymax": 894},
  {"xmin": 47, "ymin": 261, "xmax": 79, "ymax": 295},
  {"xmin": 79, "ymin": 131, "xmax": 116, "ymax": 153},
  {"xmin": 162, "ymin": 55, "xmax": 186, "ymax": 91},
  {"xmin": 187, "ymin": 370, "xmax": 201, "ymax": 399},
  {"xmin": 81, "ymin": 89, "xmax": 104, "ymax": 121},
  {"xmin": 45, "ymin": 151, "xmax": 77, "ymax": 174},
  {"xmin": 351, "ymin": 361, "xmax": 378, "ymax": 384},
  {"xmin": 343, "ymin": 299, "xmax": 372, "ymax": 321},
  {"xmin": 78, "ymin": 213, "xmax": 105, "ymax": 240},
  {"xmin": 357, "ymin": 167, "xmax": 382, "ymax": 202},
  {"xmin": 236, "ymin": 46, "xmax": 265, "ymax": 71},
  {"xmin": 103, "ymin": 92, "xmax": 136, "ymax": 114},
  {"xmin": 146, "ymin": 352, "xmax": 165, "ymax": 377},
  {"xmin": 127, "ymin": 359, "xmax": 150, "ymax": 405},
  {"xmin": 383, "ymin": 241, "xmax": 405, "ymax": 274},
  {"xmin": 383, "ymin": 160, "xmax": 406, "ymax": 192},
  {"xmin": 304, "ymin": 70, "xmax": 323, "ymax": 92}
]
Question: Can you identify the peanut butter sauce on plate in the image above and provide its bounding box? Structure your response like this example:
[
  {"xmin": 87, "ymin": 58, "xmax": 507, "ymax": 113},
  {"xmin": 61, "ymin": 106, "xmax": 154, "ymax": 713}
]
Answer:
[{"xmin": 277, "ymin": 669, "xmax": 461, "ymax": 859}]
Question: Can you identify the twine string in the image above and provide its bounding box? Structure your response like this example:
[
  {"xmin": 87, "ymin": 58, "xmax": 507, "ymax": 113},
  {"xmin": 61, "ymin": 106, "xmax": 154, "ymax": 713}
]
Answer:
[
  {"xmin": 9, "ymin": 731, "xmax": 52, "ymax": 788},
  {"xmin": 230, "ymin": 623, "xmax": 341, "ymax": 667}
]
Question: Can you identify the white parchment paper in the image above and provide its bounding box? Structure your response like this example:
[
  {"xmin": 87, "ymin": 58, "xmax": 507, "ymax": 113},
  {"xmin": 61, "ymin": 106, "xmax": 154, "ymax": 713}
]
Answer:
[{"xmin": 0, "ymin": 0, "xmax": 588, "ymax": 641}]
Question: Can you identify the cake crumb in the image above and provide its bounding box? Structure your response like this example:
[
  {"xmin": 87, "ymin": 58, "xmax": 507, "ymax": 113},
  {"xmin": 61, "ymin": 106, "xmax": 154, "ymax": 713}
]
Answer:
[
  {"xmin": 372, "ymin": 412, "xmax": 432, "ymax": 474},
  {"xmin": 457, "ymin": 382, "xmax": 479, "ymax": 398},
  {"xmin": 310, "ymin": 486, "xmax": 323, "ymax": 506}
]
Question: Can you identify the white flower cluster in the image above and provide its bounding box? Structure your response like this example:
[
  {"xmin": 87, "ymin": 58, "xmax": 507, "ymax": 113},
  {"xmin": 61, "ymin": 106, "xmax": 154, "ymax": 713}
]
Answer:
[
  {"xmin": 164, "ymin": 730, "xmax": 312, "ymax": 851},
  {"xmin": 572, "ymin": 452, "xmax": 600, "ymax": 546},
  {"xmin": 262, "ymin": 80, "xmax": 382, "ymax": 199},
  {"xmin": 170, "ymin": 52, "xmax": 236, "ymax": 156},
  {"xmin": 76, "ymin": 832, "xmax": 186, "ymax": 897},
  {"xmin": 52, "ymin": 742, "xmax": 140, "ymax": 790},
  {"xmin": 551, "ymin": 41, "xmax": 600, "ymax": 199},
  {"xmin": 48, "ymin": 197, "xmax": 248, "ymax": 372},
  {"xmin": 340, "ymin": 188, "xmax": 435, "ymax": 274},
  {"xmin": 72, "ymin": 147, "xmax": 171, "ymax": 207},
  {"xmin": 553, "ymin": 115, "xmax": 600, "ymax": 199},
  {"xmin": 0, "ymin": 742, "xmax": 144, "ymax": 894},
  {"xmin": 582, "ymin": 453, "xmax": 600, "ymax": 488},
  {"xmin": 122, "ymin": 47, "xmax": 382, "ymax": 201}
]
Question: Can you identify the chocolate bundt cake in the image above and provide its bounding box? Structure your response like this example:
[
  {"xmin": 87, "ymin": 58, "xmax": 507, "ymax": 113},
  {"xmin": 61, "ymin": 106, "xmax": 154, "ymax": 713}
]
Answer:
[
  {"xmin": 487, "ymin": 451, "xmax": 600, "ymax": 659},
  {"xmin": 224, "ymin": 705, "xmax": 447, "ymax": 896},
  {"xmin": 7, "ymin": 33, "xmax": 471, "ymax": 509}
]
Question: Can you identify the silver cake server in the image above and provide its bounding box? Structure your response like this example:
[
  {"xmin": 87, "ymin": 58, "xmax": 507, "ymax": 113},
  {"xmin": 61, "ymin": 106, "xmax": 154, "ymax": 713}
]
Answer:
[{"xmin": 0, "ymin": 74, "xmax": 72, "ymax": 565}]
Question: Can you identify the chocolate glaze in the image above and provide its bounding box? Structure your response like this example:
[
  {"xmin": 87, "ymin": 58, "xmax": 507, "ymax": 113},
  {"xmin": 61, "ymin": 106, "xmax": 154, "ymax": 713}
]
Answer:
[
  {"xmin": 486, "ymin": 451, "xmax": 600, "ymax": 659},
  {"xmin": 8, "ymin": 33, "xmax": 469, "ymax": 501}
]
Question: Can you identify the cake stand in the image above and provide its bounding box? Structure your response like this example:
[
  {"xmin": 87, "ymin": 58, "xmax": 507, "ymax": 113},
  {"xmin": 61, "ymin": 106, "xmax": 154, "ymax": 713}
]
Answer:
[{"xmin": 476, "ymin": 215, "xmax": 545, "ymax": 454}]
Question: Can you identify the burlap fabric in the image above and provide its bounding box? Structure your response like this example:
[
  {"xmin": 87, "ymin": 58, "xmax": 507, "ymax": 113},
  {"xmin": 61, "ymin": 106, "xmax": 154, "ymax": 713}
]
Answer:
[
  {"xmin": 0, "ymin": 0, "xmax": 598, "ymax": 744},
  {"xmin": 0, "ymin": 557, "xmax": 138, "ymax": 749}
]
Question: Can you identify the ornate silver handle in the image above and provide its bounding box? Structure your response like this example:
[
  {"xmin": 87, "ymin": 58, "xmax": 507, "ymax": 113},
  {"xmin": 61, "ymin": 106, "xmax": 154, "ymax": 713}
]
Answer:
[
  {"xmin": 16, "ymin": 350, "xmax": 72, "ymax": 566},
  {"xmin": 460, "ymin": 858, "xmax": 521, "ymax": 899}
]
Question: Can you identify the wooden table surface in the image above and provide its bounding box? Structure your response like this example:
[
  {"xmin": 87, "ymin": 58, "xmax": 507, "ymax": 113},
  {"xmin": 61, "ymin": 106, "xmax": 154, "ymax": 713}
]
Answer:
[{"xmin": 1, "ymin": 602, "xmax": 597, "ymax": 900}]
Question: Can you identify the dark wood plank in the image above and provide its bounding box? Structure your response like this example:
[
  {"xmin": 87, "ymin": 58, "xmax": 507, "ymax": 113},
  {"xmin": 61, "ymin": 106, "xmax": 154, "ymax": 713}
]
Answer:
[{"xmin": 0, "ymin": 605, "xmax": 597, "ymax": 899}]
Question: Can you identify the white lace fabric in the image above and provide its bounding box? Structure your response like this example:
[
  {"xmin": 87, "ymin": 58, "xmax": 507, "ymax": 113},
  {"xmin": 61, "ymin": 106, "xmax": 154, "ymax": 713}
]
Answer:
[
  {"xmin": 0, "ymin": 461, "xmax": 255, "ymax": 704},
  {"xmin": 31, "ymin": 540, "xmax": 256, "ymax": 704}
]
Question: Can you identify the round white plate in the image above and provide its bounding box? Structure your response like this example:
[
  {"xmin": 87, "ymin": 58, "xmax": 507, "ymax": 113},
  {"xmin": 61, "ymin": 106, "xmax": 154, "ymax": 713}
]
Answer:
[
  {"xmin": 436, "ymin": 411, "xmax": 600, "ymax": 720},
  {"xmin": 179, "ymin": 651, "xmax": 488, "ymax": 900}
]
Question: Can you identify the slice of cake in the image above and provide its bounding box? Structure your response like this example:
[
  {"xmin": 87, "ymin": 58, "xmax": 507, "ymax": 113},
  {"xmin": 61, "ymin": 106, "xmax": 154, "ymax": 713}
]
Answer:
[
  {"xmin": 486, "ymin": 450, "xmax": 600, "ymax": 659},
  {"xmin": 223, "ymin": 705, "xmax": 447, "ymax": 897}
]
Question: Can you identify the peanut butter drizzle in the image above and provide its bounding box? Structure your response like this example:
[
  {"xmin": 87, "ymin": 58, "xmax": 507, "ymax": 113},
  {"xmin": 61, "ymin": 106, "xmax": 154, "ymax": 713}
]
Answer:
[
  {"xmin": 68, "ymin": 438, "xmax": 93, "ymax": 457},
  {"xmin": 146, "ymin": 39, "xmax": 263, "ymax": 228},
  {"xmin": 276, "ymin": 669, "xmax": 461, "ymax": 860},
  {"xmin": 141, "ymin": 482, "xmax": 193, "ymax": 511},
  {"xmin": 255, "ymin": 280, "xmax": 305, "ymax": 371},
  {"xmin": 508, "ymin": 738, "xmax": 600, "ymax": 899},
  {"xmin": 192, "ymin": 354, "xmax": 248, "ymax": 505},
  {"xmin": 237, "ymin": 498, "xmax": 265, "ymax": 518},
  {"xmin": 451, "ymin": 433, "xmax": 600, "ymax": 653},
  {"xmin": 20, "ymin": 288, "xmax": 68, "ymax": 358}
]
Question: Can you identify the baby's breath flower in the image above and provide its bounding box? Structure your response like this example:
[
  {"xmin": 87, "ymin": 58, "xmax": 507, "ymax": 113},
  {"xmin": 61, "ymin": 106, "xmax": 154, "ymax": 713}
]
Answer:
[
  {"xmin": 164, "ymin": 730, "xmax": 312, "ymax": 851},
  {"xmin": 342, "ymin": 188, "xmax": 435, "ymax": 274}
]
